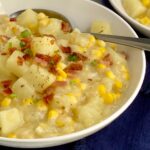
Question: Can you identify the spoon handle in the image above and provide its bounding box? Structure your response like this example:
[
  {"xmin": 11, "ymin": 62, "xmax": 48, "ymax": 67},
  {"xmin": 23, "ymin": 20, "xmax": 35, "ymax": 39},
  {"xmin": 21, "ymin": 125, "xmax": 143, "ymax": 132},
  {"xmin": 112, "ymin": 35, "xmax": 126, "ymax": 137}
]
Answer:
[{"xmin": 92, "ymin": 33, "xmax": 150, "ymax": 51}]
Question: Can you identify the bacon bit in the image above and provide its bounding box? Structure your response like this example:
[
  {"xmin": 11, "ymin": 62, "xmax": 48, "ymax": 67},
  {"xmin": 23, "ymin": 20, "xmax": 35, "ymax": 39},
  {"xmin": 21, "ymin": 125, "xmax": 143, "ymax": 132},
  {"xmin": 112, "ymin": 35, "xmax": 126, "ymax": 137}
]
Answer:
[
  {"xmin": 10, "ymin": 18, "xmax": 16, "ymax": 22},
  {"xmin": 48, "ymin": 66, "xmax": 58, "ymax": 74},
  {"xmin": 52, "ymin": 81, "xmax": 67, "ymax": 87},
  {"xmin": 61, "ymin": 21, "xmax": 72, "ymax": 32},
  {"xmin": 120, "ymin": 51, "xmax": 128, "ymax": 60},
  {"xmin": 1, "ymin": 52, "xmax": 8, "ymax": 55},
  {"xmin": 0, "ymin": 35, "xmax": 10, "ymax": 43},
  {"xmin": 34, "ymin": 57, "xmax": 49, "ymax": 67},
  {"xmin": 72, "ymin": 52, "xmax": 87, "ymax": 61},
  {"xmin": 23, "ymin": 54, "xmax": 30, "ymax": 60},
  {"xmin": 43, "ymin": 93, "xmax": 54, "ymax": 104},
  {"xmin": 8, "ymin": 47, "xmax": 17, "ymax": 54},
  {"xmin": 50, "ymin": 39, "xmax": 55, "ymax": 45},
  {"xmin": 60, "ymin": 46, "xmax": 72, "ymax": 53},
  {"xmin": 20, "ymin": 37, "xmax": 32, "ymax": 51},
  {"xmin": 88, "ymin": 79, "xmax": 93, "ymax": 81},
  {"xmin": 3, "ymin": 88, "xmax": 12, "ymax": 95},
  {"xmin": 35, "ymin": 54, "xmax": 50, "ymax": 63},
  {"xmin": 1, "ymin": 80, "xmax": 12, "ymax": 88},
  {"xmin": 52, "ymin": 54, "xmax": 61, "ymax": 64},
  {"xmin": 64, "ymin": 63, "xmax": 83, "ymax": 73},
  {"xmin": 17, "ymin": 56, "xmax": 24, "ymax": 65},
  {"xmin": 102, "ymin": 54, "xmax": 113, "ymax": 66}
]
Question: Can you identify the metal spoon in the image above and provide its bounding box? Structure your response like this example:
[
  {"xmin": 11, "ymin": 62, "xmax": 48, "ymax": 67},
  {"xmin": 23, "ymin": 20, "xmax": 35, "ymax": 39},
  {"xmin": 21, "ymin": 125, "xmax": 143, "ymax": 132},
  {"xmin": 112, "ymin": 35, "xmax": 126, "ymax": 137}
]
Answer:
[{"xmin": 11, "ymin": 9, "xmax": 150, "ymax": 50}]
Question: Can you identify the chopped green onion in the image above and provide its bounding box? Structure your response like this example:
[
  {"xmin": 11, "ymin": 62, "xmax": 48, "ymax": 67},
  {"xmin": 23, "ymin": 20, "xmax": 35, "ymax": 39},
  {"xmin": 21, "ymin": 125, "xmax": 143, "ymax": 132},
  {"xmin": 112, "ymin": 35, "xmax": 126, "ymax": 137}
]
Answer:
[
  {"xmin": 68, "ymin": 54, "xmax": 78, "ymax": 62},
  {"xmin": 49, "ymin": 60, "xmax": 55, "ymax": 65},
  {"xmin": 24, "ymin": 48, "xmax": 33, "ymax": 57},
  {"xmin": 20, "ymin": 30, "xmax": 31, "ymax": 38},
  {"xmin": 90, "ymin": 60, "xmax": 97, "ymax": 66},
  {"xmin": 9, "ymin": 93, "xmax": 16, "ymax": 98},
  {"xmin": 20, "ymin": 41, "xmax": 26, "ymax": 47},
  {"xmin": 8, "ymin": 42, "xmax": 12, "ymax": 48}
]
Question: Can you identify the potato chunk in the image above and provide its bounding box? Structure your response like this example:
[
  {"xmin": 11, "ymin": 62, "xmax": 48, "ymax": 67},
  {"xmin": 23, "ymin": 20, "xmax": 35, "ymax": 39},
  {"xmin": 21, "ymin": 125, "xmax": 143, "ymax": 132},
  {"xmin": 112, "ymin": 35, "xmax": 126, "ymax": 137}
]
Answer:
[
  {"xmin": 23, "ymin": 64, "xmax": 56, "ymax": 92},
  {"xmin": 0, "ymin": 108, "xmax": 24, "ymax": 135},
  {"xmin": 31, "ymin": 36, "xmax": 59, "ymax": 56},
  {"xmin": 91, "ymin": 20, "xmax": 112, "ymax": 34},
  {"xmin": 122, "ymin": 0, "xmax": 146, "ymax": 17},
  {"xmin": 17, "ymin": 9, "xmax": 38, "ymax": 33},
  {"xmin": 0, "ymin": 55, "xmax": 16, "ymax": 81},
  {"xmin": 12, "ymin": 78, "xmax": 36, "ymax": 100},
  {"xmin": 6, "ymin": 51, "xmax": 29, "ymax": 77}
]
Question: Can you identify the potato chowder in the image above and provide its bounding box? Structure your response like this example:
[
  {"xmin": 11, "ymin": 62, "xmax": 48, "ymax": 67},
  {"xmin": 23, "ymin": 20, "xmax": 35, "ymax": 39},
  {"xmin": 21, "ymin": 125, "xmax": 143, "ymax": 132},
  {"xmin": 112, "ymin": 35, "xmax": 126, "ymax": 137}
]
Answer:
[
  {"xmin": 0, "ymin": 9, "xmax": 129, "ymax": 139},
  {"xmin": 123, "ymin": 0, "xmax": 150, "ymax": 27}
]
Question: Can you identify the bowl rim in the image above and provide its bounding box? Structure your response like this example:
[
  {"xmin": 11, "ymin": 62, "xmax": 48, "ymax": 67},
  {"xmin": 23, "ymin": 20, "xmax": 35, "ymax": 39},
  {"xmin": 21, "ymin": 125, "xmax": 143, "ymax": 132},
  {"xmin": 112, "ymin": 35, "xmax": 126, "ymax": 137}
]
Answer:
[
  {"xmin": 109, "ymin": 0, "xmax": 150, "ymax": 32},
  {"xmin": 0, "ymin": 0, "xmax": 146, "ymax": 143}
]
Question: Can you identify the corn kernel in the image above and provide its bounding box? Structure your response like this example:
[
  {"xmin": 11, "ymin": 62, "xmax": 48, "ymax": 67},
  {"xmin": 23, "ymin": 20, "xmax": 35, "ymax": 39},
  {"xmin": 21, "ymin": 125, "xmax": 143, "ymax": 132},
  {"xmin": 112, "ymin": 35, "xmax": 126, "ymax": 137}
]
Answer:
[
  {"xmin": 57, "ymin": 62, "xmax": 67, "ymax": 70},
  {"xmin": 114, "ymin": 80, "xmax": 123, "ymax": 89},
  {"xmin": 141, "ymin": 0, "xmax": 150, "ymax": 7},
  {"xmin": 137, "ymin": 16, "xmax": 150, "ymax": 25},
  {"xmin": 106, "ymin": 71, "xmax": 116, "ymax": 80},
  {"xmin": 92, "ymin": 50, "xmax": 103, "ymax": 58},
  {"xmin": 96, "ymin": 40, "xmax": 106, "ymax": 47},
  {"xmin": 23, "ymin": 98, "xmax": 33, "ymax": 106},
  {"xmin": 98, "ymin": 84, "xmax": 106, "ymax": 95},
  {"xmin": 121, "ymin": 65, "xmax": 128, "ymax": 72},
  {"xmin": 39, "ymin": 19, "xmax": 49, "ymax": 26},
  {"xmin": 56, "ymin": 119, "xmax": 65, "ymax": 127},
  {"xmin": 48, "ymin": 109, "xmax": 59, "ymax": 120},
  {"xmin": 37, "ymin": 101, "xmax": 48, "ymax": 111},
  {"xmin": 7, "ymin": 133, "xmax": 16, "ymax": 138},
  {"xmin": 66, "ymin": 93, "xmax": 77, "ymax": 104},
  {"xmin": 57, "ymin": 76, "xmax": 66, "ymax": 81},
  {"xmin": 97, "ymin": 63, "xmax": 106, "ymax": 69},
  {"xmin": 57, "ymin": 68, "xmax": 67, "ymax": 78},
  {"xmin": 1, "ymin": 98, "xmax": 11, "ymax": 107},
  {"xmin": 37, "ymin": 12, "xmax": 46, "ymax": 20},
  {"xmin": 124, "ymin": 71, "xmax": 130, "ymax": 80},
  {"xmin": 71, "ymin": 78, "xmax": 81, "ymax": 84},
  {"xmin": 99, "ymin": 47, "xmax": 106, "ymax": 53},
  {"xmin": 103, "ymin": 93, "xmax": 115, "ymax": 104},
  {"xmin": 79, "ymin": 83, "xmax": 87, "ymax": 90}
]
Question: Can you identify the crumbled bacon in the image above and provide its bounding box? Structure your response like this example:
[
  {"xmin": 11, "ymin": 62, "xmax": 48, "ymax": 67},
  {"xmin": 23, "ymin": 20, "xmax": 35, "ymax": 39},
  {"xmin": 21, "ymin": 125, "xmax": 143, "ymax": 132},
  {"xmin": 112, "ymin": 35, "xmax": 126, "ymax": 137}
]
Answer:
[
  {"xmin": 23, "ymin": 54, "xmax": 30, "ymax": 60},
  {"xmin": 34, "ymin": 57, "xmax": 49, "ymax": 67},
  {"xmin": 43, "ymin": 93, "xmax": 54, "ymax": 104},
  {"xmin": 61, "ymin": 22, "xmax": 72, "ymax": 32},
  {"xmin": 72, "ymin": 52, "xmax": 87, "ymax": 61},
  {"xmin": 64, "ymin": 63, "xmax": 83, "ymax": 73},
  {"xmin": 1, "ymin": 80, "xmax": 12, "ymax": 88},
  {"xmin": 35, "ymin": 54, "xmax": 50, "ymax": 63},
  {"xmin": 8, "ymin": 47, "xmax": 17, "ymax": 54},
  {"xmin": 0, "ymin": 35, "xmax": 10, "ymax": 43},
  {"xmin": 51, "ymin": 54, "xmax": 61, "ymax": 64},
  {"xmin": 3, "ymin": 88, "xmax": 12, "ymax": 95},
  {"xmin": 17, "ymin": 56, "xmax": 24, "ymax": 65},
  {"xmin": 21, "ymin": 37, "xmax": 32, "ymax": 51},
  {"xmin": 60, "ymin": 46, "xmax": 72, "ymax": 54},
  {"xmin": 1, "ymin": 52, "xmax": 8, "ymax": 55},
  {"xmin": 10, "ymin": 18, "xmax": 16, "ymax": 22},
  {"xmin": 102, "ymin": 54, "xmax": 113, "ymax": 66},
  {"xmin": 120, "ymin": 51, "xmax": 128, "ymax": 60}
]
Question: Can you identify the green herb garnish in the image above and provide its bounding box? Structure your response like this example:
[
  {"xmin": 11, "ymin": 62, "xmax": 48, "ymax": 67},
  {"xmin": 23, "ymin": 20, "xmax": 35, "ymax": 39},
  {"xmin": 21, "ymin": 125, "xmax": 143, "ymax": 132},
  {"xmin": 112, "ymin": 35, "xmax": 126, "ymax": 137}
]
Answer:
[
  {"xmin": 24, "ymin": 48, "xmax": 33, "ymax": 57},
  {"xmin": 9, "ymin": 93, "xmax": 16, "ymax": 98},
  {"xmin": 20, "ymin": 41, "xmax": 26, "ymax": 47},
  {"xmin": 8, "ymin": 42, "xmax": 12, "ymax": 48},
  {"xmin": 90, "ymin": 60, "xmax": 97, "ymax": 66},
  {"xmin": 20, "ymin": 30, "xmax": 31, "ymax": 38},
  {"xmin": 68, "ymin": 54, "xmax": 78, "ymax": 62}
]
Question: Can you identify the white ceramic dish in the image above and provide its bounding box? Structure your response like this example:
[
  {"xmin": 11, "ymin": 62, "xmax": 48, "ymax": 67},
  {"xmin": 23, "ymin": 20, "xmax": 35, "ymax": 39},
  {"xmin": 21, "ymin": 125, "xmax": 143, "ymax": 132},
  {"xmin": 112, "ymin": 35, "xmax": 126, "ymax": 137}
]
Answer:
[
  {"xmin": 109, "ymin": 0, "xmax": 150, "ymax": 37},
  {"xmin": 0, "ymin": 0, "xmax": 146, "ymax": 148}
]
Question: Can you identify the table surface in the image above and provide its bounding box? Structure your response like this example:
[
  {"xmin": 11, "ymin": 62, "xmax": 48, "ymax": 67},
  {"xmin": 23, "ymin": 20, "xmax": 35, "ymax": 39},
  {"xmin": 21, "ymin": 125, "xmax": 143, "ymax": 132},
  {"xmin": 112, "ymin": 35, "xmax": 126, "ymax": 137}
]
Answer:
[{"xmin": 1, "ymin": 0, "xmax": 150, "ymax": 150}]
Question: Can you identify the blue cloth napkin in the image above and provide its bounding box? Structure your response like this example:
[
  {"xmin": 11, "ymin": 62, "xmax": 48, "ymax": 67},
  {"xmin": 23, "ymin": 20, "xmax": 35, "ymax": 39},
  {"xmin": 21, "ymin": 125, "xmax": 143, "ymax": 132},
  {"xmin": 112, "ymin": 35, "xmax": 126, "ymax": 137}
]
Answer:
[{"xmin": 1, "ymin": 1, "xmax": 150, "ymax": 149}]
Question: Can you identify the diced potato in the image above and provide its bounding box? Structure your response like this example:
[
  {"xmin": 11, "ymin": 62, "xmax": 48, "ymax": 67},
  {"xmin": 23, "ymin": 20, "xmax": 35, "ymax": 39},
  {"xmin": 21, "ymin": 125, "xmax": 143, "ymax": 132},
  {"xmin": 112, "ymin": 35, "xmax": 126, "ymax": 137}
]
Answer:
[
  {"xmin": 4, "ymin": 37, "xmax": 20, "ymax": 51},
  {"xmin": 0, "ymin": 55, "xmax": 16, "ymax": 81},
  {"xmin": 38, "ymin": 18, "xmax": 62, "ymax": 37},
  {"xmin": 122, "ymin": 0, "xmax": 146, "ymax": 17},
  {"xmin": 17, "ymin": 9, "xmax": 38, "ymax": 33},
  {"xmin": 12, "ymin": 78, "xmax": 36, "ymax": 100},
  {"xmin": 76, "ymin": 97, "xmax": 103, "ymax": 127},
  {"xmin": 0, "ymin": 108, "xmax": 24, "ymax": 135},
  {"xmin": 6, "ymin": 51, "xmax": 29, "ymax": 77},
  {"xmin": 91, "ymin": 20, "xmax": 112, "ymax": 34},
  {"xmin": 23, "ymin": 64, "xmax": 56, "ymax": 92},
  {"xmin": 31, "ymin": 36, "xmax": 59, "ymax": 56}
]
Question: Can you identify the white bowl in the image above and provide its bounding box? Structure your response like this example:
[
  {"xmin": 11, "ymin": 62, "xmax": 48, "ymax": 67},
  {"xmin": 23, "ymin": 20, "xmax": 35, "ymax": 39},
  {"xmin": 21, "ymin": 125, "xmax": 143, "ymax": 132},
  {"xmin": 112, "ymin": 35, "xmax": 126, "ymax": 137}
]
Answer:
[
  {"xmin": 109, "ymin": 0, "xmax": 150, "ymax": 37},
  {"xmin": 0, "ymin": 0, "xmax": 146, "ymax": 148}
]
